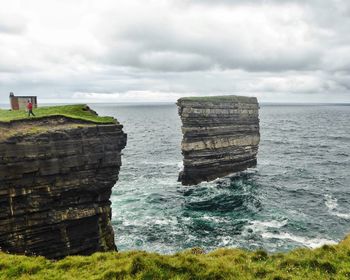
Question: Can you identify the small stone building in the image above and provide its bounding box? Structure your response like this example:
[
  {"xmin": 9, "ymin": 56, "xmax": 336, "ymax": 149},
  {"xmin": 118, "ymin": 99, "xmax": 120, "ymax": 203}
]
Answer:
[{"xmin": 9, "ymin": 92, "xmax": 38, "ymax": 110}]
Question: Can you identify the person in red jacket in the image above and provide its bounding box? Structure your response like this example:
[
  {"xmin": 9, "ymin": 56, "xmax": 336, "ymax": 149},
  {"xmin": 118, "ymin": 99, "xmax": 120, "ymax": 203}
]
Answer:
[{"xmin": 27, "ymin": 100, "xmax": 35, "ymax": 117}]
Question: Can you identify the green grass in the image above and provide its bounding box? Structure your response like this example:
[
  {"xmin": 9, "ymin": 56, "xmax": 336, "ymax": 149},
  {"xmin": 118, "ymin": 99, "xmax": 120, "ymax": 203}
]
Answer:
[
  {"xmin": 0, "ymin": 235, "xmax": 350, "ymax": 279},
  {"xmin": 178, "ymin": 95, "xmax": 257, "ymax": 103},
  {"xmin": 0, "ymin": 105, "xmax": 116, "ymax": 124}
]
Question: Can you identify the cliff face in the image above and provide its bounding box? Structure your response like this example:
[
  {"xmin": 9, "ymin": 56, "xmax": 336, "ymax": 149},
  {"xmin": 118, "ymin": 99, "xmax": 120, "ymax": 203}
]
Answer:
[
  {"xmin": 177, "ymin": 96, "xmax": 260, "ymax": 185},
  {"xmin": 0, "ymin": 116, "xmax": 126, "ymax": 258}
]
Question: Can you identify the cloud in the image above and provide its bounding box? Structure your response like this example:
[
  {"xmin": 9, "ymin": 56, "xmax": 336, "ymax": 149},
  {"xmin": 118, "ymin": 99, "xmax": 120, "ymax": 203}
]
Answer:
[
  {"xmin": 99, "ymin": 1, "xmax": 322, "ymax": 72},
  {"xmin": 0, "ymin": 13, "xmax": 27, "ymax": 35},
  {"xmin": 0, "ymin": 0, "xmax": 349, "ymax": 103},
  {"xmin": 138, "ymin": 51, "xmax": 212, "ymax": 72}
]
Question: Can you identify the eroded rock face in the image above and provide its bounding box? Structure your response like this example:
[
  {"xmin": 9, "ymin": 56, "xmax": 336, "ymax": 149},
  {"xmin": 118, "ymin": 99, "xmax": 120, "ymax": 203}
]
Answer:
[
  {"xmin": 177, "ymin": 96, "xmax": 260, "ymax": 185},
  {"xmin": 0, "ymin": 117, "xmax": 126, "ymax": 258}
]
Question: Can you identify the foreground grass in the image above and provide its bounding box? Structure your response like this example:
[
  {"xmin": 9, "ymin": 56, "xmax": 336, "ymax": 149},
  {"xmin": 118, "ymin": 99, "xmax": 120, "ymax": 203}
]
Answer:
[
  {"xmin": 0, "ymin": 104, "xmax": 115, "ymax": 124},
  {"xmin": 1, "ymin": 235, "xmax": 350, "ymax": 280}
]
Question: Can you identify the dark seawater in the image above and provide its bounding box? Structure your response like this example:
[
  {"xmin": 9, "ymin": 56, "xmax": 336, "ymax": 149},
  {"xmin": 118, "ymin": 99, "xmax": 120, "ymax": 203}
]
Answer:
[{"xmin": 91, "ymin": 103, "xmax": 350, "ymax": 253}]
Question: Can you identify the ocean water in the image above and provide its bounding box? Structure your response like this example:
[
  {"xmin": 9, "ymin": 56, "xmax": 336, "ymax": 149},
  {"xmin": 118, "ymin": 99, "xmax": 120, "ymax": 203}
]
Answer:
[{"xmin": 91, "ymin": 103, "xmax": 350, "ymax": 253}]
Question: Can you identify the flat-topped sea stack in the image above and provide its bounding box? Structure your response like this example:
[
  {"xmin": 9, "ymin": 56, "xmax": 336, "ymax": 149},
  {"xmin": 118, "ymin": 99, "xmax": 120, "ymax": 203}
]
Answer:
[
  {"xmin": 177, "ymin": 96, "xmax": 260, "ymax": 185},
  {"xmin": 0, "ymin": 105, "xmax": 127, "ymax": 258}
]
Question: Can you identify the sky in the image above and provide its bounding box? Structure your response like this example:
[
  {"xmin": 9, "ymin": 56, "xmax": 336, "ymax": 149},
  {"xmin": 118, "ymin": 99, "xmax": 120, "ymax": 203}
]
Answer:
[{"xmin": 0, "ymin": 0, "xmax": 350, "ymax": 103}]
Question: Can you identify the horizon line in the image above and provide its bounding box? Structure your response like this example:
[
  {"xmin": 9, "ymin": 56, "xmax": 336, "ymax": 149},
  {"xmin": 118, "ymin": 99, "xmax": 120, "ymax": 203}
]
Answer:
[{"xmin": 1, "ymin": 101, "xmax": 350, "ymax": 108}]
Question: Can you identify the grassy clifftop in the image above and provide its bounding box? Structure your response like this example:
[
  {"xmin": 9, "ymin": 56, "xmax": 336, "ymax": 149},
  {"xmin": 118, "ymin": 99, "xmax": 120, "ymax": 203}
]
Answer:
[
  {"xmin": 0, "ymin": 104, "xmax": 115, "ymax": 124},
  {"xmin": 0, "ymin": 235, "xmax": 349, "ymax": 280}
]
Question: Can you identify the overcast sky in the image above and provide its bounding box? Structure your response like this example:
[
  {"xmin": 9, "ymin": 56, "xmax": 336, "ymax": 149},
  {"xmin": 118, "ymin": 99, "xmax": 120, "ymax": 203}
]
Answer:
[{"xmin": 1, "ymin": 0, "xmax": 350, "ymax": 103}]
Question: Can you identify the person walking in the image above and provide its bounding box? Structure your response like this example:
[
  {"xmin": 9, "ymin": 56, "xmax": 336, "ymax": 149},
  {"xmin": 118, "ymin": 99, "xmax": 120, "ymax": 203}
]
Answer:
[{"xmin": 27, "ymin": 100, "xmax": 35, "ymax": 117}]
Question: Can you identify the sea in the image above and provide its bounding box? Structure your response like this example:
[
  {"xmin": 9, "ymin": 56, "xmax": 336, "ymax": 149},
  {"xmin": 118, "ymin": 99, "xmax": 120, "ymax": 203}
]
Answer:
[
  {"xmin": 2, "ymin": 102, "xmax": 350, "ymax": 253},
  {"xmin": 89, "ymin": 103, "xmax": 350, "ymax": 253}
]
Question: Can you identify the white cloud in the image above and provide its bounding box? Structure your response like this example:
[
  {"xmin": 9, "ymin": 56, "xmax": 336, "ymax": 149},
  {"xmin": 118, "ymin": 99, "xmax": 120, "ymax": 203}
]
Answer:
[
  {"xmin": 0, "ymin": 12, "xmax": 27, "ymax": 35},
  {"xmin": 0, "ymin": 0, "xmax": 349, "ymax": 103}
]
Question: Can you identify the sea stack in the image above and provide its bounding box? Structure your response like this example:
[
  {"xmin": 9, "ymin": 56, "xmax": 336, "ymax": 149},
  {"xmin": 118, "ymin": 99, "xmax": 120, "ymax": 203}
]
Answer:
[
  {"xmin": 177, "ymin": 96, "xmax": 260, "ymax": 185},
  {"xmin": 0, "ymin": 106, "xmax": 126, "ymax": 258}
]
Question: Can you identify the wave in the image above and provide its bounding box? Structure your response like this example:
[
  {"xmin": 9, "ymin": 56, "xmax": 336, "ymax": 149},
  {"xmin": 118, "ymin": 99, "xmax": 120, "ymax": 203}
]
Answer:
[
  {"xmin": 327, "ymin": 136, "xmax": 350, "ymax": 141},
  {"xmin": 177, "ymin": 161, "xmax": 183, "ymax": 172},
  {"xmin": 141, "ymin": 160, "xmax": 179, "ymax": 166},
  {"xmin": 260, "ymin": 232, "xmax": 337, "ymax": 249},
  {"xmin": 324, "ymin": 194, "xmax": 337, "ymax": 210},
  {"xmin": 324, "ymin": 194, "xmax": 350, "ymax": 220},
  {"xmin": 249, "ymin": 219, "xmax": 288, "ymax": 229},
  {"xmin": 242, "ymin": 219, "xmax": 288, "ymax": 237},
  {"xmin": 243, "ymin": 219, "xmax": 336, "ymax": 248}
]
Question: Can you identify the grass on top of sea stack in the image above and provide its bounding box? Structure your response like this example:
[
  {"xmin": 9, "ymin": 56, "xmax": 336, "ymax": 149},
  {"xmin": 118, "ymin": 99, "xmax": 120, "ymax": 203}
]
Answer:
[
  {"xmin": 0, "ymin": 235, "xmax": 349, "ymax": 280},
  {"xmin": 0, "ymin": 104, "xmax": 116, "ymax": 124},
  {"xmin": 178, "ymin": 95, "xmax": 257, "ymax": 103}
]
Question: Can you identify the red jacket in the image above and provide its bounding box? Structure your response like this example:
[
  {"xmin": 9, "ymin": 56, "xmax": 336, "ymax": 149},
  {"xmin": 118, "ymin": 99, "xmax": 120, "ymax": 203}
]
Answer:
[{"xmin": 27, "ymin": 102, "xmax": 33, "ymax": 110}]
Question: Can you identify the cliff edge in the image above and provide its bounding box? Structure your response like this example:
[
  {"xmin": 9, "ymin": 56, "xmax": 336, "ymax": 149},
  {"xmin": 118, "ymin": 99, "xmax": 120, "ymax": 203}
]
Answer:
[
  {"xmin": 177, "ymin": 96, "xmax": 260, "ymax": 185},
  {"xmin": 0, "ymin": 105, "xmax": 127, "ymax": 258}
]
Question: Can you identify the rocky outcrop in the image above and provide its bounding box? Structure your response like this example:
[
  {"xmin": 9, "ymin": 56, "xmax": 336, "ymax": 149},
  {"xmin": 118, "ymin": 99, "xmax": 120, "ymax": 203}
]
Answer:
[
  {"xmin": 0, "ymin": 116, "xmax": 126, "ymax": 258},
  {"xmin": 177, "ymin": 96, "xmax": 260, "ymax": 185}
]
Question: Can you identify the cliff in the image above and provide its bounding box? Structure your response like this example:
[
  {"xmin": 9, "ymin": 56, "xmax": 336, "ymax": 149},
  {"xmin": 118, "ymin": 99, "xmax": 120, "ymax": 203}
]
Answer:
[
  {"xmin": 0, "ymin": 105, "xmax": 127, "ymax": 259},
  {"xmin": 177, "ymin": 96, "xmax": 260, "ymax": 185}
]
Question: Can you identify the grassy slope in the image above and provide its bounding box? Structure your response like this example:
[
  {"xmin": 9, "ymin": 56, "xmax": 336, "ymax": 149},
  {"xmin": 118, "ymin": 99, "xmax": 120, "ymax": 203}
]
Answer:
[
  {"xmin": 0, "ymin": 236, "xmax": 349, "ymax": 280},
  {"xmin": 0, "ymin": 105, "xmax": 115, "ymax": 124}
]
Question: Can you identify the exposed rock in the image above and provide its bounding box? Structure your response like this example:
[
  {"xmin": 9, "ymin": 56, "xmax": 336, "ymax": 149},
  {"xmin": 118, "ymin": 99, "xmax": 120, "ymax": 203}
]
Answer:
[
  {"xmin": 177, "ymin": 96, "xmax": 260, "ymax": 185},
  {"xmin": 0, "ymin": 116, "xmax": 127, "ymax": 258}
]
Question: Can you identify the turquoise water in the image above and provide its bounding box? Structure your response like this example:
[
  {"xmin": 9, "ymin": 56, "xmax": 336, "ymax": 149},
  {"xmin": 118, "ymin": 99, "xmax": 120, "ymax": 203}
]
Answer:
[{"xmin": 91, "ymin": 104, "xmax": 350, "ymax": 253}]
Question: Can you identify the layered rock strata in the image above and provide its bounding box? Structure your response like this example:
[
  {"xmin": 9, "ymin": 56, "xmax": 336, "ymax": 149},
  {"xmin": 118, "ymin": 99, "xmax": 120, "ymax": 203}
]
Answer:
[
  {"xmin": 177, "ymin": 96, "xmax": 260, "ymax": 185},
  {"xmin": 0, "ymin": 116, "xmax": 126, "ymax": 258}
]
